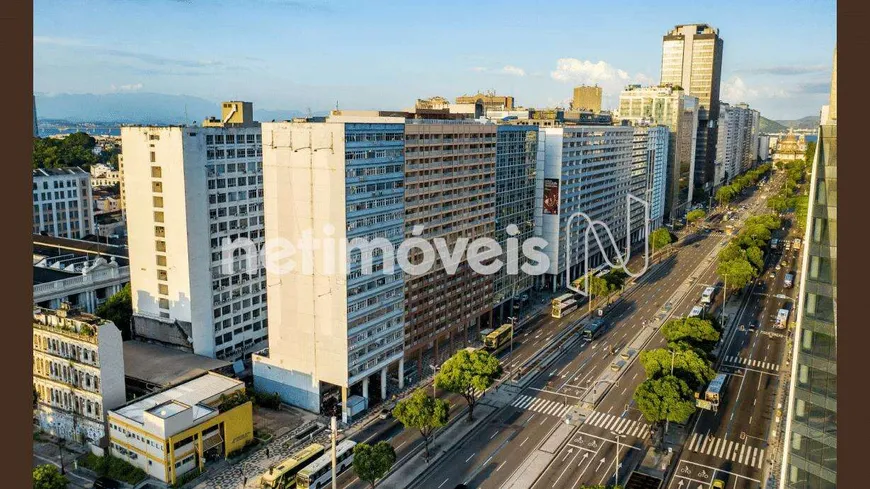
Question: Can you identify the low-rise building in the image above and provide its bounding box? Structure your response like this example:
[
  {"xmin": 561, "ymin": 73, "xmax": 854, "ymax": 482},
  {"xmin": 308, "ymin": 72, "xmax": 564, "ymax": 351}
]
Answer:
[
  {"xmin": 122, "ymin": 341, "xmax": 234, "ymax": 399},
  {"xmin": 90, "ymin": 163, "xmax": 121, "ymax": 188},
  {"xmin": 33, "ymin": 303, "xmax": 126, "ymax": 448},
  {"xmin": 107, "ymin": 372, "xmax": 253, "ymax": 484},
  {"xmin": 33, "ymin": 234, "xmax": 129, "ymax": 313}
]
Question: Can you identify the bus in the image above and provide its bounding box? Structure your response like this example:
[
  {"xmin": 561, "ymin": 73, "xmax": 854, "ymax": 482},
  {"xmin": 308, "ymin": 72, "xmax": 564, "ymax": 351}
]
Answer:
[
  {"xmin": 688, "ymin": 306, "xmax": 704, "ymax": 318},
  {"xmin": 784, "ymin": 273, "xmax": 795, "ymax": 288},
  {"xmin": 582, "ymin": 319, "xmax": 607, "ymax": 341},
  {"xmin": 552, "ymin": 298, "xmax": 578, "ymax": 319},
  {"xmin": 775, "ymin": 309, "xmax": 790, "ymax": 329},
  {"xmin": 484, "ymin": 324, "xmax": 513, "ymax": 350},
  {"xmin": 296, "ymin": 440, "xmax": 357, "ymax": 489},
  {"xmin": 479, "ymin": 328, "xmax": 494, "ymax": 343},
  {"xmin": 705, "ymin": 374, "xmax": 727, "ymax": 407},
  {"xmin": 260, "ymin": 444, "xmax": 325, "ymax": 489},
  {"xmin": 552, "ymin": 293, "xmax": 575, "ymax": 308},
  {"xmin": 701, "ymin": 286, "xmax": 715, "ymax": 305}
]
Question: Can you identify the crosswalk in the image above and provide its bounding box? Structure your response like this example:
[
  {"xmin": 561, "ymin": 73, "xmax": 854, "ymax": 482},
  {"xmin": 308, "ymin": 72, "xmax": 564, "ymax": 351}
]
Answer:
[
  {"xmin": 723, "ymin": 356, "xmax": 780, "ymax": 371},
  {"xmin": 582, "ymin": 411, "xmax": 650, "ymax": 439},
  {"xmin": 510, "ymin": 394, "xmax": 572, "ymax": 418},
  {"xmin": 687, "ymin": 433, "xmax": 766, "ymax": 469}
]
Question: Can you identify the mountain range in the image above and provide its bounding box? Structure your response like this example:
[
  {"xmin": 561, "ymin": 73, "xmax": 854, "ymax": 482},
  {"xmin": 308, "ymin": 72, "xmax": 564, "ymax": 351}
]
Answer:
[
  {"xmin": 35, "ymin": 92, "xmax": 314, "ymax": 125},
  {"xmin": 760, "ymin": 115, "xmax": 820, "ymax": 133}
]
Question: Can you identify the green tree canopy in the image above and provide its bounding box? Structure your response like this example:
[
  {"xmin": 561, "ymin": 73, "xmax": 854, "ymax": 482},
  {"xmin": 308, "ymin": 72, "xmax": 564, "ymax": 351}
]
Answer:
[
  {"xmin": 353, "ymin": 441, "xmax": 397, "ymax": 488},
  {"xmin": 95, "ymin": 283, "xmax": 132, "ymax": 340},
  {"xmin": 633, "ymin": 376, "xmax": 697, "ymax": 425},
  {"xmin": 716, "ymin": 185, "xmax": 736, "ymax": 205},
  {"xmin": 745, "ymin": 246, "xmax": 764, "ymax": 271},
  {"xmin": 639, "ymin": 348, "xmax": 716, "ymax": 391},
  {"xmin": 392, "ymin": 389, "xmax": 450, "ymax": 463},
  {"xmin": 745, "ymin": 214, "xmax": 781, "ymax": 232},
  {"xmin": 436, "ymin": 349, "xmax": 502, "ymax": 421},
  {"xmin": 33, "ymin": 133, "xmax": 101, "ymax": 169},
  {"xmin": 686, "ymin": 209, "xmax": 706, "ymax": 224},
  {"xmin": 33, "ymin": 465, "xmax": 68, "ymax": 489},
  {"xmin": 661, "ymin": 317, "xmax": 721, "ymax": 353},
  {"xmin": 717, "ymin": 258, "xmax": 757, "ymax": 291},
  {"xmin": 650, "ymin": 228, "xmax": 673, "ymax": 253}
]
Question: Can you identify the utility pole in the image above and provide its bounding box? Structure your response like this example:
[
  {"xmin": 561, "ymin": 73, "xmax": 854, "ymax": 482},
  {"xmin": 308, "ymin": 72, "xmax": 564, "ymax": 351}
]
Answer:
[
  {"xmin": 331, "ymin": 416, "xmax": 338, "ymax": 489},
  {"xmin": 611, "ymin": 432, "xmax": 623, "ymax": 485}
]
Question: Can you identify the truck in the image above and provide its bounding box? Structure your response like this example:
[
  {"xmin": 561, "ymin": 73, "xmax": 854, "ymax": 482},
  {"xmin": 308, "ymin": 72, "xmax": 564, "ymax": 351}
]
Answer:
[
  {"xmin": 793, "ymin": 237, "xmax": 802, "ymax": 251},
  {"xmin": 688, "ymin": 305, "xmax": 704, "ymax": 318},
  {"xmin": 701, "ymin": 286, "xmax": 715, "ymax": 305},
  {"xmin": 784, "ymin": 273, "xmax": 795, "ymax": 288}
]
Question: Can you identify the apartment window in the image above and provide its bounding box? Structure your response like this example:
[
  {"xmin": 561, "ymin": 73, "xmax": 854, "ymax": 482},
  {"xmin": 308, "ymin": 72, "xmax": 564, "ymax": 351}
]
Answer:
[
  {"xmin": 152, "ymin": 182, "xmax": 163, "ymax": 193},
  {"xmin": 158, "ymin": 284, "xmax": 169, "ymax": 295},
  {"xmin": 151, "ymin": 166, "xmax": 162, "ymax": 178},
  {"xmin": 158, "ymin": 298, "xmax": 170, "ymax": 310},
  {"xmin": 150, "ymin": 152, "xmax": 156, "ymax": 163},
  {"xmin": 154, "ymin": 211, "xmax": 164, "ymax": 223},
  {"xmin": 157, "ymin": 270, "xmax": 168, "ymax": 281},
  {"xmin": 156, "ymin": 255, "xmax": 167, "ymax": 266},
  {"xmin": 156, "ymin": 240, "xmax": 166, "ymax": 252},
  {"xmin": 153, "ymin": 196, "xmax": 164, "ymax": 208},
  {"xmin": 155, "ymin": 226, "xmax": 166, "ymax": 238}
]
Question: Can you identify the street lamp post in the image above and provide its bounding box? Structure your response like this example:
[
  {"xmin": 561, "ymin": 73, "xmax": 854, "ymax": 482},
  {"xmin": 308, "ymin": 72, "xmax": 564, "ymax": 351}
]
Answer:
[
  {"xmin": 507, "ymin": 316, "xmax": 517, "ymax": 376},
  {"xmin": 611, "ymin": 432, "xmax": 623, "ymax": 485},
  {"xmin": 428, "ymin": 364, "xmax": 442, "ymax": 446},
  {"xmin": 330, "ymin": 416, "xmax": 338, "ymax": 489}
]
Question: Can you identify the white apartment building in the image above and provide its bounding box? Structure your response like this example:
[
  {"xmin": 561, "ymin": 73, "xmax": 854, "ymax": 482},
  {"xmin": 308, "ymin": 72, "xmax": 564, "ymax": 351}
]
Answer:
[
  {"xmin": 90, "ymin": 163, "xmax": 121, "ymax": 187},
  {"xmin": 33, "ymin": 303, "xmax": 126, "ymax": 448},
  {"xmin": 253, "ymin": 115, "xmax": 407, "ymax": 421},
  {"xmin": 618, "ymin": 85, "xmax": 699, "ymax": 222},
  {"xmin": 535, "ymin": 125, "xmax": 635, "ymax": 290},
  {"xmin": 121, "ymin": 102, "xmax": 267, "ymax": 360},
  {"xmin": 33, "ymin": 167, "xmax": 96, "ymax": 239},
  {"xmin": 714, "ymin": 102, "xmax": 761, "ymax": 188},
  {"xmin": 631, "ymin": 125, "xmax": 670, "ymax": 231}
]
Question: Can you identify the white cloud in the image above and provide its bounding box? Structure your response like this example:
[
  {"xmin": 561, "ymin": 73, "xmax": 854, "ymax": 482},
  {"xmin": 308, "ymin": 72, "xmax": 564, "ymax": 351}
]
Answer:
[
  {"xmin": 469, "ymin": 66, "xmax": 488, "ymax": 73},
  {"xmin": 721, "ymin": 76, "xmax": 758, "ymax": 101},
  {"xmin": 110, "ymin": 83, "xmax": 144, "ymax": 92},
  {"xmin": 499, "ymin": 65, "xmax": 526, "ymax": 77},
  {"xmin": 550, "ymin": 58, "xmax": 631, "ymax": 84}
]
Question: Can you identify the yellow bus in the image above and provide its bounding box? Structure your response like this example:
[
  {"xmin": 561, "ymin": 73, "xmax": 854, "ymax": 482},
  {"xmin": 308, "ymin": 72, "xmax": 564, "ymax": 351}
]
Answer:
[
  {"xmin": 260, "ymin": 443, "xmax": 325, "ymax": 489},
  {"xmin": 484, "ymin": 324, "xmax": 513, "ymax": 350}
]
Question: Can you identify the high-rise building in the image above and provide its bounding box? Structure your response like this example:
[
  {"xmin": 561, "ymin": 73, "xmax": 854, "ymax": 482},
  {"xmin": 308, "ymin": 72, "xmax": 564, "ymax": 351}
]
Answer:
[
  {"xmin": 536, "ymin": 125, "xmax": 635, "ymax": 290},
  {"xmin": 252, "ymin": 114, "xmax": 407, "ymax": 422},
  {"xmin": 780, "ymin": 48, "xmax": 837, "ymax": 489},
  {"xmin": 121, "ymin": 102, "xmax": 267, "ymax": 360},
  {"xmin": 631, "ymin": 125, "xmax": 670, "ymax": 231},
  {"xmin": 661, "ymin": 24, "xmax": 724, "ymax": 191},
  {"xmin": 714, "ymin": 102, "xmax": 760, "ymax": 187},
  {"xmin": 491, "ymin": 125, "xmax": 539, "ymax": 323},
  {"xmin": 32, "ymin": 167, "xmax": 96, "ymax": 239},
  {"xmin": 571, "ymin": 85, "xmax": 603, "ymax": 113},
  {"xmin": 617, "ymin": 85, "xmax": 699, "ymax": 223},
  {"xmin": 402, "ymin": 119, "xmax": 497, "ymax": 376},
  {"xmin": 33, "ymin": 303, "xmax": 126, "ymax": 447}
]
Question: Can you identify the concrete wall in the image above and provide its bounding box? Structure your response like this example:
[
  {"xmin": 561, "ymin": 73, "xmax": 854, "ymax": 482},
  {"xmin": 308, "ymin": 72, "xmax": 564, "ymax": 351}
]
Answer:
[{"xmin": 252, "ymin": 357, "xmax": 320, "ymax": 412}]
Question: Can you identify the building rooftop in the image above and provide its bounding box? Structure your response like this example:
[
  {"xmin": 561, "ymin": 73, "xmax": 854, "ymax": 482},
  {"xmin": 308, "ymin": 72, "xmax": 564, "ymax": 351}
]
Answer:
[
  {"xmin": 123, "ymin": 341, "xmax": 233, "ymax": 389},
  {"xmin": 112, "ymin": 372, "xmax": 243, "ymax": 426},
  {"xmin": 33, "ymin": 234, "xmax": 128, "ymax": 265},
  {"xmin": 33, "ymin": 167, "xmax": 89, "ymax": 178},
  {"xmin": 33, "ymin": 266, "xmax": 79, "ymax": 285}
]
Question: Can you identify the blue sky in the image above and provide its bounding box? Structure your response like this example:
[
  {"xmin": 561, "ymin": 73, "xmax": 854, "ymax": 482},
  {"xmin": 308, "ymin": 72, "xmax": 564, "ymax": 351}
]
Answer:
[{"xmin": 34, "ymin": 0, "xmax": 836, "ymax": 120}]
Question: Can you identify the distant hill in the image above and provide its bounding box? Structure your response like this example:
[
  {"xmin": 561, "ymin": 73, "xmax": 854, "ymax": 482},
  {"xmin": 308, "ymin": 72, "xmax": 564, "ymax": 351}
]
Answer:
[
  {"xmin": 35, "ymin": 92, "xmax": 313, "ymax": 125},
  {"xmin": 759, "ymin": 116, "xmax": 788, "ymax": 133},
  {"xmin": 774, "ymin": 116, "xmax": 821, "ymax": 130}
]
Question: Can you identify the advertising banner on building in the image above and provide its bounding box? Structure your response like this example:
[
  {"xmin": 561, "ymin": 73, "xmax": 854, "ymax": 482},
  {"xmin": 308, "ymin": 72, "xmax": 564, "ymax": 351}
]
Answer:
[{"xmin": 543, "ymin": 178, "xmax": 559, "ymax": 215}]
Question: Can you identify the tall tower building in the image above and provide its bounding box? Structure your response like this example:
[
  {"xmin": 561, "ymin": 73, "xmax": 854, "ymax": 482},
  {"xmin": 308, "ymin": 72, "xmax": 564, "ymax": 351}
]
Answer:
[
  {"xmin": 571, "ymin": 85, "xmax": 603, "ymax": 113},
  {"xmin": 121, "ymin": 102, "xmax": 267, "ymax": 360},
  {"xmin": 780, "ymin": 48, "xmax": 837, "ymax": 489},
  {"xmin": 661, "ymin": 24, "xmax": 724, "ymax": 193}
]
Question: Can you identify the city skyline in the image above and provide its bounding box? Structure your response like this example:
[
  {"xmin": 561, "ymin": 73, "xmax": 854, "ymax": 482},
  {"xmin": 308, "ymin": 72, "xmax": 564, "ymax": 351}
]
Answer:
[{"xmin": 34, "ymin": 0, "xmax": 835, "ymax": 120}]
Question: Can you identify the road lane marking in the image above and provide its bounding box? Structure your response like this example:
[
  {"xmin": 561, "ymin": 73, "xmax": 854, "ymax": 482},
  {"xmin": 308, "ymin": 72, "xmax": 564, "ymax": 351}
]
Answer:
[
  {"xmin": 438, "ymin": 478, "xmax": 449, "ymax": 488},
  {"xmin": 465, "ymin": 453, "xmax": 475, "ymax": 463},
  {"xmin": 520, "ymin": 436, "xmax": 529, "ymax": 447},
  {"xmin": 496, "ymin": 461, "xmax": 505, "ymax": 472}
]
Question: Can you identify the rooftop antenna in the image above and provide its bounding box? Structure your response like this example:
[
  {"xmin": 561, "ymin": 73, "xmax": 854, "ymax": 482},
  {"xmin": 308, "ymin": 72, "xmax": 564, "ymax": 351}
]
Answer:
[
  {"xmin": 184, "ymin": 104, "xmax": 189, "ymax": 125},
  {"xmin": 335, "ymin": 100, "xmax": 339, "ymax": 111},
  {"xmin": 307, "ymin": 107, "xmax": 313, "ymax": 118}
]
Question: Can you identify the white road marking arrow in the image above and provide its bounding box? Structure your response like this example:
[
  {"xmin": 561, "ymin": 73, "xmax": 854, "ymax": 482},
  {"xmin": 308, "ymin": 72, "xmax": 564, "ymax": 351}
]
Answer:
[
  {"xmin": 677, "ymin": 480, "xmax": 684, "ymax": 488},
  {"xmin": 597, "ymin": 458, "xmax": 606, "ymax": 470}
]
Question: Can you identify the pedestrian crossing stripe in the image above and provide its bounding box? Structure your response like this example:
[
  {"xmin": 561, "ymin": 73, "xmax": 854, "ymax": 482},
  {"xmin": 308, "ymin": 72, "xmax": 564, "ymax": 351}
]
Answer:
[
  {"xmin": 686, "ymin": 433, "xmax": 765, "ymax": 469},
  {"xmin": 510, "ymin": 394, "xmax": 571, "ymax": 418},
  {"xmin": 582, "ymin": 410, "xmax": 650, "ymax": 439},
  {"xmin": 724, "ymin": 356, "xmax": 780, "ymax": 371}
]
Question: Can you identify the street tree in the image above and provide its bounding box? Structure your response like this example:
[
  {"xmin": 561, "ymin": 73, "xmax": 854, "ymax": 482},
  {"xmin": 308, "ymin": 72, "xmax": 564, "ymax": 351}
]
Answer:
[
  {"xmin": 95, "ymin": 283, "xmax": 132, "ymax": 339},
  {"xmin": 660, "ymin": 317, "xmax": 720, "ymax": 353},
  {"xmin": 392, "ymin": 389, "xmax": 450, "ymax": 463},
  {"xmin": 686, "ymin": 209, "xmax": 706, "ymax": 225},
  {"xmin": 650, "ymin": 228, "xmax": 673, "ymax": 255},
  {"xmin": 716, "ymin": 186, "xmax": 736, "ymax": 206},
  {"xmin": 745, "ymin": 246, "xmax": 765, "ymax": 271},
  {"xmin": 352, "ymin": 441, "xmax": 397, "ymax": 488},
  {"xmin": 717, "ymin": 257, "xmax": 757, "ymax": 290},
  {"xmin": 639, "ymin": 347, "xmax": 716, "ymax": 391},
  {"xmin": 33, "ymin": 465, "xmax": 68, "ymax": 489},
  {"xmin": 436, "ymin": 348, "xmax": 502, "ymax": 421},
  {"xmin": 633, "ymin": 376, "xmax": 697, "ymax": 425}
]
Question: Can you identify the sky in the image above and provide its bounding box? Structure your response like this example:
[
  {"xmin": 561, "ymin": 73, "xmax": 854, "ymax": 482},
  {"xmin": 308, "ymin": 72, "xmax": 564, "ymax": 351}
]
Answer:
[{"xmin": 34, "ymin": 0, "xmax": 837, "ymax": 120}]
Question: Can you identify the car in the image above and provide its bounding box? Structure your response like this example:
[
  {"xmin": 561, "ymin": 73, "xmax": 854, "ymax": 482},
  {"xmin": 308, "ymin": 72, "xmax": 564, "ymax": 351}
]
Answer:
[
  {"xmin": 454, "ymin": 485, "xmax": 469, "ymax": 489},
  {"xmin": 775, "ymin": 263, "xmax": 782, "ymax": 271},
  {"xmin": 712, "ymin": 479, "xmax": 726, "ymax": 489},
  {"xmin": 378, "ymin": 408, "xmax": 392, "ymax": 420},
  {"xmin": 748, "ymin": 320, "xmax": 758, "ymax": 330},
  {"xmin": 769, "ymin": 272, "xmax": 776, "ymax": 279},
  {"xmin": 92, "ymin": 477, "xmax": 121, "ymax": 489}
]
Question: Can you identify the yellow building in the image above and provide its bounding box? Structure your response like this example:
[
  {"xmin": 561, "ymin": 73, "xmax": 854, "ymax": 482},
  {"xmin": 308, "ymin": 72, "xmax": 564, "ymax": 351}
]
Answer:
[
  {"xmin": 571, "ymin": 85, "xmax": 602, "ymax": 113},
  {"xmin": 455, "ymin": 91, "xmax": 515, "ymax": 110},
  {"xmin": 107, "ymin": 372, "xmax": 253, "ymax": 484},
  {"xmin": 772, "ymin": 130, "xmax": 807, "ymax": 162}
]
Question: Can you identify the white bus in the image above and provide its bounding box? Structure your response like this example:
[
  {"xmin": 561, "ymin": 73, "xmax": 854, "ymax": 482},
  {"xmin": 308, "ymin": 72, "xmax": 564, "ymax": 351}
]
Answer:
[
  {"xmin": 701, "ymin": 287, "xmax": 715, "ymax": 305},
  {"xmin": 296, "ymin": 440, "xmax": 357, "ymax": 489},
  {"xmin": 775, "ymin": 309, "xmax": 790, "ymax": 329},
  {"xmin": 689, "ymin": 306, "xmax": 704, "ymax": 318},
  {"xmin": 552, "ymin": 298, "xmax": 578, "ymax": 319}
]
